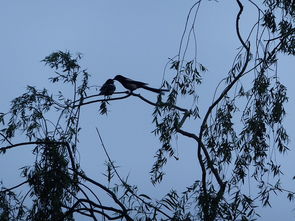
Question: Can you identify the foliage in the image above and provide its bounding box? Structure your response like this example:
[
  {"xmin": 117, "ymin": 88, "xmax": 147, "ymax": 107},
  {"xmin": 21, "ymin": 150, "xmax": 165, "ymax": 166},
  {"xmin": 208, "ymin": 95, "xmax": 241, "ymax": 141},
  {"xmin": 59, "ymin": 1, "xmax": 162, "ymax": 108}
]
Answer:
[{"xmin": 1, "ymin": 0, "xmax": 295, "ymax": 221}]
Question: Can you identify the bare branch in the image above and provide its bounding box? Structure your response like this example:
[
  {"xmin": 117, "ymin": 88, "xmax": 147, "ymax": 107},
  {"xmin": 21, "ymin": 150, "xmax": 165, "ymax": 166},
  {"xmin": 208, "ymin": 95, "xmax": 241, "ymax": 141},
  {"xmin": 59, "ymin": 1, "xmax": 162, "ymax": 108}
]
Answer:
[
  {"xmin": 73, "ymin": 93, "xmax": 132, "ymax": 108},
  {"xmin": 0, "ymin": 180, "xmax": 29, "ymax": 193},
  {"xmin": 0, "ymin": 132, "xmax": 13, "ymax": 146},
  {"xmin": 131, "ymin": 92, "xmax": 188, "ymax": 112},
  {"xmin": 96, "ymin": 129, "xmax": 173, "ymax": 220},
  {"xmin": 70, "ymin": 169, "xmax": 133, "ymax": 221}
]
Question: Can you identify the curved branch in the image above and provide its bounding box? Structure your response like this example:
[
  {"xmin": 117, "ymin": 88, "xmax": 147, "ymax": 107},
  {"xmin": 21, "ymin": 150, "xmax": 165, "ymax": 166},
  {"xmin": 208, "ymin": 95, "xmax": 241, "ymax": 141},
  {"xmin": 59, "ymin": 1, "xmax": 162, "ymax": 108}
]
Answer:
[
  {"xmin": 181, "ymin": 1, "xmax": 250, "ymax": 219},
  {"xmin": 70, "ymin": 170, "xmax": 133, "ymax": 221},
  {"xmin": 176, "ymin": 128, "xmax": 200, "ymax": 142},
  {"xmin": 79, "ymin": 182, "xmax": 102, "ymax": 211},
  {"xmin": 177, "ymin": 0, "xmax": 202, "ymax": 75},
  {"xmin": 61, "ymin": 198, "xmax": 127, "ymax": 221},
  {"xmin": 198, "ymin": 0, "xmax": 251, "ymax": 186},
  {"xmin": 0, "ymin": 141, "xmax": 50, "ymax": 152},
  {"xmin": 62, "ymin": 205, "xmax": 125, "ymax": 221},
  {"xmin": 236, "ymin": 0, "xmax": 249, "ymax": 50},
  {"xmin": 96, "ymin": 129, "xmax": 173, "ymax": 220},
  {"xmin": 77, "ymin": 185, "xmax": 99, "ymax": 221}
]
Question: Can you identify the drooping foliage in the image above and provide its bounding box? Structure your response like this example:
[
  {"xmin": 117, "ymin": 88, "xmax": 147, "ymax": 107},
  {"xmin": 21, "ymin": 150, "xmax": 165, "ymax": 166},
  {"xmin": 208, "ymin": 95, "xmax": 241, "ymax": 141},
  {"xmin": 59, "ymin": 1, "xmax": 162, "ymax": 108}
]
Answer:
[{"xmin": 0, "ymin": 1, "xmax": 295, "ymax": 221}]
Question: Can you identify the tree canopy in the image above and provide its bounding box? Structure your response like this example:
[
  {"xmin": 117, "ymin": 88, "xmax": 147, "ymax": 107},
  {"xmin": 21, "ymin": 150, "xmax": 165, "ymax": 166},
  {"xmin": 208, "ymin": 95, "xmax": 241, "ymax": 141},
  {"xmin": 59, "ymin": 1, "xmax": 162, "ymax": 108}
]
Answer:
[{"xmin": 1, "ymin": 0, "xmax": 295, "ymax": 220}]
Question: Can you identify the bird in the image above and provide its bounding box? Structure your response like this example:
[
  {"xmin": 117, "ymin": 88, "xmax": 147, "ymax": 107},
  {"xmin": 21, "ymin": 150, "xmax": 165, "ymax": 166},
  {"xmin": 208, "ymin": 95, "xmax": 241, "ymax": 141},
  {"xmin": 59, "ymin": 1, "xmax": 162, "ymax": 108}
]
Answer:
[
  {"xmin": 113, "ymin": 75, "xmax": 169, "ymax": 94},
  {"xmin": 99, "ymin": 79, "xmax": 116, "ymax": 96}
]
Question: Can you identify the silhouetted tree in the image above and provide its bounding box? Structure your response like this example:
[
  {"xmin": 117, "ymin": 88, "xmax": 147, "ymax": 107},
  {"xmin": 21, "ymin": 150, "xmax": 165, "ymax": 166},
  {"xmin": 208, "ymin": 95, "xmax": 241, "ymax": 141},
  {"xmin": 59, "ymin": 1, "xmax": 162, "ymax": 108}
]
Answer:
[{"xmin": 1, "ymin": 0, "xmax": 295, "ymax": 220}]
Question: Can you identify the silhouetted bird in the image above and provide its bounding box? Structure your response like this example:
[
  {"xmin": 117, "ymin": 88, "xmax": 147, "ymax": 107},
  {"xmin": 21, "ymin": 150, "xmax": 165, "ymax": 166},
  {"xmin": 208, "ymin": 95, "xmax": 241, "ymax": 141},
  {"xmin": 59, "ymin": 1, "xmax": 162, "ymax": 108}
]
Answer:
[
  {"xmin": 99, "ymin": 79, "xmax": 116, "ymax": 96},
  {"xmin": 113, "ymin": 75, "xmax": 169, "ymax": 93}
]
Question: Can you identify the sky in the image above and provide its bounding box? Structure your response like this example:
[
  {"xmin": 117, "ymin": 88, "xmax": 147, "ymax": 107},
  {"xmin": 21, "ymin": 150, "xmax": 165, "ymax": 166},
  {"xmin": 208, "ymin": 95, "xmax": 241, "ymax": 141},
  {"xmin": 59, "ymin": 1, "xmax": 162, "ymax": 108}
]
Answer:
[{"xmin": 0, "ymin": 1, "xmax": 295, "ymax": 220}]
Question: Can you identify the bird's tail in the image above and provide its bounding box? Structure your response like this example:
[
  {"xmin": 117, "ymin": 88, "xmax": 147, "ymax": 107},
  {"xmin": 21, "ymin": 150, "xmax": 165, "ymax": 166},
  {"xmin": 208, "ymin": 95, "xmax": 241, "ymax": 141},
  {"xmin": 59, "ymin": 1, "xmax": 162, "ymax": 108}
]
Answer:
[{"xmin": 142, "ymin": 85, "xmax": 169, "ymax": 94}]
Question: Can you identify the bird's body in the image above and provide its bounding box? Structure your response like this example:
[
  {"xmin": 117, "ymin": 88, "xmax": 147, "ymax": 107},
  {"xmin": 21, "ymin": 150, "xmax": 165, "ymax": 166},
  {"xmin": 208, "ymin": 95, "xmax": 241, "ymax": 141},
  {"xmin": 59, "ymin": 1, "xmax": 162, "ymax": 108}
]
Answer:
[
  {"xmin": 99, "ymin": 79, "xmax": 116, "ymax": 96},
  {"xmin": 113, "ymin": 75, "xmax": 169, "ymax": 93}
]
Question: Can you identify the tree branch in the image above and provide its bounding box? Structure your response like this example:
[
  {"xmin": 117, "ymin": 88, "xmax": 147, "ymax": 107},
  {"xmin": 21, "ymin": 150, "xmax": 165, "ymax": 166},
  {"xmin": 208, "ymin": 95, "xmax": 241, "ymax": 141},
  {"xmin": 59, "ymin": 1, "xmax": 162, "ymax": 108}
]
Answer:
[
  {"xmin": 96, "ymin": 129, "xmax": 173, "ymax": 220},
  {"xmin": 63, "ymin": 205, "xmax": 125, "ymax": 220},
  {"xmin": 0, "ymin": 180, "xmax": 29, "ymax": 193},
  {"xmin": 197, "ymin": 0, "xmax": 251, "ymax": 188},
  {"xmin": 0, "ymin": 140, "xmax": 76, "ymax": 174},
  {"xmin": 73, "ymin": 93, "xmax": 132, "ymax": 108},
  {"xmin": 71, "ymin": 170, "xmax": 133, "ymax": 221},
  {"xmin": 187, "ymin": 1, "xmax": 250, "ymax": 219},
  {"xmin": 131, "ymin": 92, "xmax": 188, "ymax": 112},
  {"xmin": 0, "ymin": 132, "xmax": 13, "ymax": 146}
]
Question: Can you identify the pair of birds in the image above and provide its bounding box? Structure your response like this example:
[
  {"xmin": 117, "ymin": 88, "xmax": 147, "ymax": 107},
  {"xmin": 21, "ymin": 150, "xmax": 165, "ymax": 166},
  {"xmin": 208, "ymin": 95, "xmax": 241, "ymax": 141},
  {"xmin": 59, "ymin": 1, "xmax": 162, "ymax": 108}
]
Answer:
[{"xmin": 99, "ymin": 75, "xmax": 168, "ymax": 96}]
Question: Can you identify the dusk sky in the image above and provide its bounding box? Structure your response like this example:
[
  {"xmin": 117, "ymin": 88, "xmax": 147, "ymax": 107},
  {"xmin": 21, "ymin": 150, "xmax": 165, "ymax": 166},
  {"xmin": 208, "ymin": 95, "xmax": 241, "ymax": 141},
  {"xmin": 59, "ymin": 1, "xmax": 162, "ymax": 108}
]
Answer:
[{"xmin": 1, "ymin": 1, "xmax": 295, "ymax": 220}]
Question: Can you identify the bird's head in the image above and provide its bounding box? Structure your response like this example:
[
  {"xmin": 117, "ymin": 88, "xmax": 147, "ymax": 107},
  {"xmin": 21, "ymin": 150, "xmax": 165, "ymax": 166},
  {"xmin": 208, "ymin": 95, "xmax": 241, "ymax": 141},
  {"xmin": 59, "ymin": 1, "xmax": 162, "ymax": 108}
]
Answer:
[
  {"xmin": 105, "ymin": 79, "xmax": 114, "ymax": 84},
  {"xmin": 114, "ymin": 75, "xmax": 124, "ymax": 81}
]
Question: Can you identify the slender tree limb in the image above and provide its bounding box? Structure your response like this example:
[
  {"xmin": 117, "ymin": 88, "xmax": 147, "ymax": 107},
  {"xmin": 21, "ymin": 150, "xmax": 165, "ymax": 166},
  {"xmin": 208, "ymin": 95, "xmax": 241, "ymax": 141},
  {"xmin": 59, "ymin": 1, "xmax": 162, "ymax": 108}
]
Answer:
[
  {"xmin": 73, "ymin": 93, "xmax": 132, "ymax": 108},
  {"xmin": 65, "ymin": 188, "xmax": 95, "ymax": 220},
  {"xmin": 177, "ymin": 1, "xmax": 202, "ymax": 77},
  {"xmin": 62, "ymin": 204, "xmax": 125, "ymax": 221},
  {"xmin": 62, "ymin": 207, "xmax": 96, "ymax": 219},
  {"xmin": 62, "ymin": 141, "xmax": 77, "ymax": 173},
  {"xmin": 177, "ymin": 110, "xmax": 192, "ymax": 129},
  {"xmin": 236, "ymin": 0, "xmax": 249, "ymax": 50},
  {"xmin": 264, "ymin": 27, "xmax": 295, "ymax": 42},
  {"xmin": 0, "ymin": 141, "xmax": 76, "ymax": 174},
  {"xmin": 197, "ymin": 0, "xmax": 251, "ymax": 188},
  {"xmin": 34, "ymin": 92, "xmax": 66, "ymax": 109},
  {"xmin": 131, "ymin": 92, "xmax": 188, "ymax": 112},
  {"xmin": 70, "ymin": 169, "xmax": 133, "ymax": 221},
  {"xmin": 61, "ymin": 198, "xmax": 127, "ymax": 221},
  {"xmin": 74, "ymin": 91, "xmax": 128, "ymax": 103},
  {"xmin": 176, "ymin": 128, "xmax": 200, "ymax": 142},
  {"xmin": 79, "ymin": 182, "xmax": 103, "ymax": 212},
  {"xmin": 176, "ymin": 128, "xmax": 209, "ymax": 205},
  {"xmin": 0, "ymin": 180, "xmax": 29, "ymax": 193},
  {"xmin": 79, "ymin": 198, "xmax": 123, "ymax": 214},
  {"xmin": 0, "ymin": 141, "xmax": 53, "ymax": 152},
  {"xmin": 183, "ymin": 1, "xmax": 250, "ymax": 220},
  {"xmin": 77, "ymin": 186, "xmax": 99, "ymax": 221},
  {"xmin": 96, "ymin": 129, "xmax": 173, "ymax": 220},
  {"xmin": 0, "ymin": 132, "xmax": 13, "ymax": 146},
  {"xmin": 72, "ymin": 89, "xmax": 187, "ymax": 114}
]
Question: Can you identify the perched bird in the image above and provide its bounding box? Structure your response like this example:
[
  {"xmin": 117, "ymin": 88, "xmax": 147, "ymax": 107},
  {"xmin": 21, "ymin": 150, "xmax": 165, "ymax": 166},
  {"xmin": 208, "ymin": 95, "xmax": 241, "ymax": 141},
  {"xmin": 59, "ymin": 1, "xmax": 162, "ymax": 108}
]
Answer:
[
  {"xmin": 99, "ymin": 79, "xmax": 116, "ymax": 96},
  {"xmin": 113, "ymin": 75, "xmax": 169, "ymax": 93}
]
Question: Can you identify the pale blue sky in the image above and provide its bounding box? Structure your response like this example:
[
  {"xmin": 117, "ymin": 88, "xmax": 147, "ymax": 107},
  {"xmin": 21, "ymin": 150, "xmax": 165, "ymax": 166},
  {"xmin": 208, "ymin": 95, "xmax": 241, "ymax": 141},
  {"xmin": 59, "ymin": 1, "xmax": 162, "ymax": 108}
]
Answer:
[{"xmin": 1, "ymin": 1, "xmax": 295, "ymax": 220}]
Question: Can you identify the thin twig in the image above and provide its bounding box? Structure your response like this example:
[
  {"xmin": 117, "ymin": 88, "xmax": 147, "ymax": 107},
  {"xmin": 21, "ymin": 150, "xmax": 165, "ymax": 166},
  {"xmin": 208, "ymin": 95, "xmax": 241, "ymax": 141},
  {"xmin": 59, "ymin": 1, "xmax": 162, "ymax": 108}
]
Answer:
[
  {"xmin": 95, "ymin": 129, "xmax": 173, "ymax": 220},
  {"xmin": 70, "ymin": 169, "xmax": 133, "ymax": 221},
  {"xmin": 0, "ymin": 180, "xmax": 29, "ymax": 193},
  {"xmin": 73, "ymin": 93, "xmax": 132, "ymax": 108}
]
